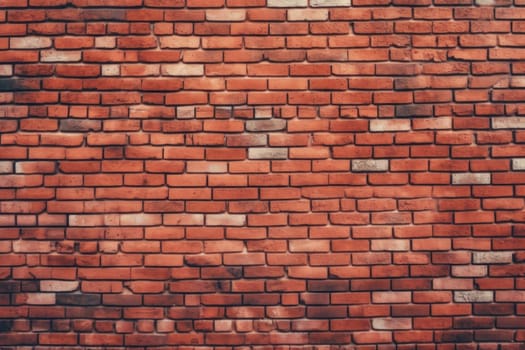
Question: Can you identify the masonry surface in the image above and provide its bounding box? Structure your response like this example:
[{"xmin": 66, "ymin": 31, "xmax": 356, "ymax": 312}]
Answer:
[{"xmin": 1, "ymin": 0, "xmax": 525, "ymax": 348}]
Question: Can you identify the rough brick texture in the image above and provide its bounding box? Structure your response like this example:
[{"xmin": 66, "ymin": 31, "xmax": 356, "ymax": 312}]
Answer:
[{"xmin": 1, "ymin": 0, "xmax": 525, "ymax": 348}]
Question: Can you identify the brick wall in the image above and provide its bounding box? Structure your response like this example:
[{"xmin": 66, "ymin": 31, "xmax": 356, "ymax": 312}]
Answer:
[{"xmin": 1, "ymin": 0, "xmax": 525, "ymax": 348}]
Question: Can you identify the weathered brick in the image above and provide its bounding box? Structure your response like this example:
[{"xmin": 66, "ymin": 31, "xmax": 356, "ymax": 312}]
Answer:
[
  {"xmin": 268, "ymin": 0, "xmax": 307, "ymax": 6},
  {"xmin": 492, "ymin": 117, "xmax": 525, "ymax": 129},
  {"xmin": 161, "ymin": 64, "xmax": 204, "ymax": 76},
  {"xmin": 246, "ymin": 119, "xmax": 287, "ymax": 132},
  {"xmin": 248, "ymin": 148, "xmax": 288, "ymax": 159},
  {"xmin": 473, "ymin": 252, "xmax": 513, "ymax": 264},
  {"xmin": 454, "ymin": 291, "xmax": 493, "ymax": 303},
  {"xmin": 311, "ymin": 0, "xmax": 351, "ymax": 6},
  {"xmin": 452, "ymin": 173, "xmax": 491, "ymax": 185},
  {"xmin": 352, "ymin": 160, "xmax": 389, "ymax": 172},
  {"xmin": 513, "ymin": 158, "xmax": 525, "ymax": 170}
]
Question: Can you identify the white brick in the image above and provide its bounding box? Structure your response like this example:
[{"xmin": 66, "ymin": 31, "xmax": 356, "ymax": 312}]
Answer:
[
  {"xmin": 288, "ymin": 9, "xmax": 328, "ymax": 21},
  {"xmin": 452, "ymin": 173, "xmax": 491, "ymax": 185},
  {"xmin": 206, "ymin": 214, "xmax": 246, "ymax": 226},
  {"xmin": 248, "ymin": 148, "xmax": 288, "ymax": 159},
  {"xmin": 473, "ymin": 252, "xmax": 513, "ymax": 264},
  {"xmin": 0, "ymin": 65, "xmax": 12, "ymax": 76},
  {"xmin": 352, "ymin": 159, "xmax": 389, "ymax": 172},
  {"xmin": 102, "ymin": 64, "xmax": 119, "ymax": 76},
  {"xmin": 373, "ymin": 318, "xmax": 411, "ymax": 330},
  {"xmin": 370, "ymin": 119, "xmax": 411, "ymax": 132},
  {"xmin": 206, "ymin": 9, "xmax": 246, "ymax": 21},
  {"xmin": 40, "ymin": 281, "xmax": 79, "ymax": 292},
  {"xmin": 493, "ymin": 117, "xmax": 525, "ymax": 129},
  {"xmin": 371, "ymin": 239, "xmax": 409, "ymax": 251},
  {"xmin": 162, "ymin": 64, "xmax": 203, "ymax": 77},
  {"xmin": 513, "ymin": 158, "xmax": 525, "ymax": 170},
  {"xmin": 95, "ymin": 37, "xmax": 116, "ymax": 48},
  {"xmin": 41, "ymin": 50, "xmax": 81, "ymax": 62},
  {"xmin": 10, "ymin": 37, "xmax": 52, "ymax": 49},
  {"xmin": 311, "ymin": 0, "xmax": 351, "ymax": 6},
  {"xmin": 268, "ymin": 0, "xmax": 307, "ymax": 7},
  {"xmin": 454, "ymin": 291, "xmax": 493, "ymax": 303},
  {"xmin": 0, "ymin": 161, "xmax": 12, "ymax": 173},
  {"xmin": 246, "ymin": 119, "xmax": 287, "ymax": 132}
]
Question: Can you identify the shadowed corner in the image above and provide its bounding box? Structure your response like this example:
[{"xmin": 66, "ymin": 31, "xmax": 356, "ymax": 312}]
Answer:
[{"xmin": 0, "ymin": 320, "xmax": 13, "ymax": 332}]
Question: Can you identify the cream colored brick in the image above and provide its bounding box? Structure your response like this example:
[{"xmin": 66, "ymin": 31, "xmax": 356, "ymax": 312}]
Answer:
[
  {"xmin": 255, "ymin": 107, "xmax": 273, "ymax": 119},
  {"xmin": 25, "ymin": 293, "xmax": 56, "ymax": 305},
  {"xmin": 206, "ymin": 214, "xmax": 246, "ymax": 226},
  {"xmin": 95, "ymin": 37, "xmax": 116, "ymax": 48},
  {"xmin": 454, "ymin": 291, "xmax": 493, "ymax": 303},
  {"xmin": 452, "ymin": 173, "xmax": 490, "ymax": 185},
  {"xmin": 11, "ymin": 37, "xmax": 52, "ymax": 49},
  {"xmin": 473, "ymin": 252, "xmax": 513, "ymax": 264},
  {"xmin": 177, "ymin": 106, "xmax": 195, "ymax": 118},
  {"xmin": 513, "ymin": 158, "xmax": 525, "ymax": 170},
  {"xmin": 248, "ymin": 148, "xmax": 288, "ymax": 159},
  {"xmin": 493, "ymin": 117, "xmax": 525, "ymax": 129},
  {"xmin": 370, "ymin": 119, "xmax": 410, "ymax": 132},
  {"xmin": 268, "ymin": 0, "xmax": 307, "ymax": 7},
  {"xmin": 0, "ymin": 161, "xmax": 12, "ymax": 173},
  {"xmin": 41, "ymin": 50, "xmax": 81, "ymax": 62},
  {"xmin": 164, "ymin": 213, "xmax": 204, "ymax": 226},
  {"xmin": 311, "ymin": 0, "xmax": 351, "ymax": 6},
  {"xmin": 452, "ymin": 265, "xmax": 487, "ymax": 277},
  {"xmin": 162, "ymin": 64, "xmax": 204, "ymax": 77},
  {"xmin": 120, "ymin": 213, "xmax": 161, "ymax": 226},
  {"xmin": 372, "ymin": 291, "xmax": 411, "ymax": 303},
  {"xmin": 288, "ymin": 9, "xmax": 328, "ymax": 21},
  {"xmin": 160, "ymin": 36, "xmax": 200, "ymax": 49},
  {"xmin": 352, "ymin": 159, "xmax": 388, "ymax": 172},
  {"xmin": 206, "ymin": 9, "xmax": 246, "ymax": 21},
  {"xmin": 371, "ymin": 239, "xmax": 409, "ymax": 251},
  {"xmin": 40, "ymin": 281, "xmax": 79, "ymax": 292},
  {"xmin": 373, "ymin": 318, "xmax": 411, "ymax": 330},
  {"xmin": 102, "ymin": 64, "xmax": 120, "ymax": 76},
  {"xmin": 0, "ymin": 65, "xmax": 12, "ymax": 76}
]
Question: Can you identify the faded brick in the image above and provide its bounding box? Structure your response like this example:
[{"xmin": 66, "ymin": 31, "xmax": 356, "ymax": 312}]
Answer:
[
  {"xmin": 454, "ymin": 291, "xmax": 493, "ymax": 303},
  {"xmin": 161, "ymin": 64, "xmax": 204, "ymax": 76},
  {"xmin": 473, "ymin": 252, "xmax": 513, "ymax": 264},
  {"xmin": 10, "ymin": 37, "xmax": 52, "ymax": 49},
  {"xmin": 311, "ymin": 0, "xmax": 351, "ymax": 6},
  {"xmin": 40, "ymin": 281, "xmax": 79, "ymax": 292},
  {"xmin": 373, "ymin": 318, "xmax": 411, "ymax": 330},
  {"xmin": 492, "ymin": 117, "xmax": 525, "ymax": 129},
  {"xmin": 370, "ymin": 119, "xmax": 410, "ymax": 132},
  {"xmin": 513, "ymin": 158, "xmax": 525, "ymax": 170},
  {"xmin": 268, "ymin": 0, "xmax": 307, "ymax": 6},
  {"xmin": 288, "ymin": 9, "xmax": 329, "ymax": 21},
  {"xmin": 206, "ymin": 214, "xmax": 246, "ymax": 226},
  {"xmin": 452, "ymin": 173, "xmax": 491, "ymax": 185},
  {"xmin": 248, "ymin": 148, "xmax": 288, "ymax": 159},
  {"xmin": 246, "ymin": 119, "xmax": 287, "ymax": 132},
  {"xmin": 352, "ymin": 159, "xmax": 389, "ymax": 172}
]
